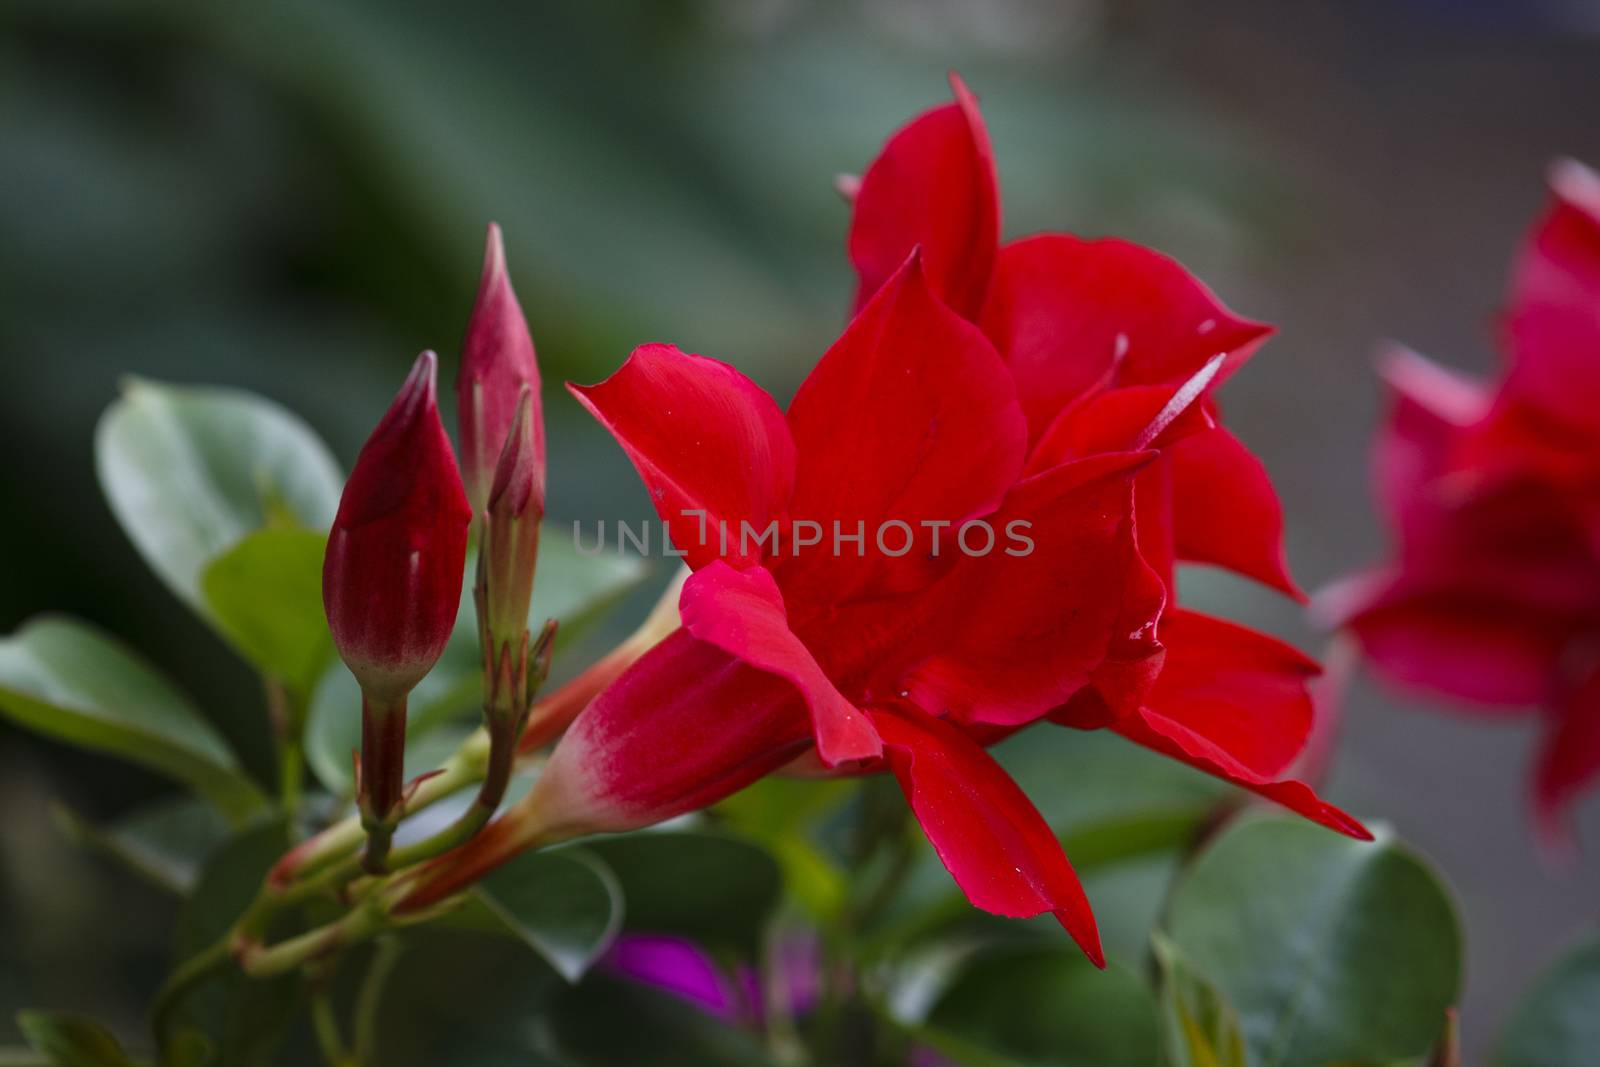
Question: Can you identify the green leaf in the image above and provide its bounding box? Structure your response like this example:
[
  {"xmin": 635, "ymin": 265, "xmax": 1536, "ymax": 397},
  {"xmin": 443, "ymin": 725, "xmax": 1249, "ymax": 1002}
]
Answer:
[
  {"xmin": 95, "ymin": 378, "xmax": 342, "ymax": 615},
  {"xmin": 303, "ymin": 527, "xmax": 648, "ymax": 794},
  {"xmin": 1165, "ymin": 816, "xmax": 1462, "ymax": 1067},
  {"xmin": 996, "ymin": 728, "xmax": 1228, "ymax": 837},
  {"xmin": 925, "ymin": 944, "xmax": 1161, "ymax": 1067},
  {"xmin": 176, "ymin": 820, "xmax": 290, "ymax": 955},
  {"xmin": 473, "ymin": 848, "xmax": 624, "ymax": 982},
  {"xmin": 0, "ymin": 617, "xmax": 265, "ymax": 822},
  {"xmin": 14, "ymin": 1013, "xmax": 134, "ymax": 1067},
  {"xmin": 548, "ymin": 974, "xmax": 776, "ymax": 1066},
  {"xmin": 526, "ymin": 527, "xmax": 650, "ymax": 632},
  {"xmin": 163, "ymin": 1028, "xmax": 215, "ymax": 1067},
  {"xmin": 585, "ymin": 830, "xmax": 782, "ymax": 959},
  {"xmin": 172, "ymin": 820, "xmax": 300, "ymax": 1066},
  {"xmin": 302, "ymin": 611, "xmax": 480, "ymax": 796},
  {"xmin": 717, "ymin": 777, "xmax": 851, "ymax": 921},
  {"xmin": 200, "ymin": 528, "xmax": 332, "ymax": 695},
  {"xmin": 54, "ymin": 795, "xmax": 230, "ymax": 895},
  {"xmin": 1152, "ymin": 932, "xmax": 1247, "ymax": 1067},
  {"xmin": 1496, "ymin": 932, "xmax": 1600, "ymax": 1067}
]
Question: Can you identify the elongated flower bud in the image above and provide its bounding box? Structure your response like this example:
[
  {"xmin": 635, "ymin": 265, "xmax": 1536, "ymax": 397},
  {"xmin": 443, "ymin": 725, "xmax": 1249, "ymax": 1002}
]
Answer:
[
  {"xmin": 324, "ymin": 351, "xmax": 473, "ymax": 702},
  {"xmin": 482, "ymin": 388, "xmax": 543, "ymax": 655},
  {"xmin": 458, "ymin": 223, "xmax": 544, "ymax": 515}
]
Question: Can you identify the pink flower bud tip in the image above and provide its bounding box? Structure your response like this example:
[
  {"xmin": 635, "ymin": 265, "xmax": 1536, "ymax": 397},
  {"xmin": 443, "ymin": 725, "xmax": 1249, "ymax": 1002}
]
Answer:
[
  {"xmin": 323, "ymin": 350, "xmax": 473, "ymax": 703},
  {"xmin": 458, "ymin": 222, "xmax": 544, "ymax": 515}
]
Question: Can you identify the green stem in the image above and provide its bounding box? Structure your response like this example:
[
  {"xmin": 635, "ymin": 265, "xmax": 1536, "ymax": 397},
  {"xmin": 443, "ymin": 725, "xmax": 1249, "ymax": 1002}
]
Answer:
[
  {"xmin": 309, "ymin": 987, "xmax": 351, "ymax": 1067},
  {"xmin": 353, "ymin": 938, "xmax": 405, "ymax": 1065},
  {"xmin": 238, "ymin": 898, "xmax": 386, "ymax": 978},
  {"xmin": 358, "ymin": 695, "xmax": 408, "ymax": 873},
  {"xmin": 380, "ymin": 714, "xmax": 520, "ymax": 870},
  {"xmin": 279, "ymin": 730, "xmax": 491, "ymax": 884},
  {"xmin": 264, "ymin": 679, "xmax": 306, "ymax": 830},
  {"xmin": 150, "ymin": 938, "xmax": 231, "ymax": 1061}
]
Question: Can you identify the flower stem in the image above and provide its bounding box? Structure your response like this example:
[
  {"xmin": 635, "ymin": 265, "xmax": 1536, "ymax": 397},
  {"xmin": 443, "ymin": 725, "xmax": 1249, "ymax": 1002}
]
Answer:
[
  {"xmin": 381, "ymin": 714, "xmax": 520, "ymax": 870},
  {"xmin": 149, "ymin": 937, "xmax": 230, "ymax": 1061},
  {"xmin": 358, "ymin": 695, "xmax": 408, "ymax": 873},
  {"xmin": 353, "ymin": 938, "xmax": 405, "ymax": 1064},
  {"xmin": 264, "ymin": 679, "xmax": 306, "ymax": 830}
]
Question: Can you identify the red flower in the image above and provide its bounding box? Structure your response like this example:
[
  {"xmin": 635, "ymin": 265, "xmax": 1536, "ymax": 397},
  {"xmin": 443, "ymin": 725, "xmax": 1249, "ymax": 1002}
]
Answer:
[
  {"xmin": 458, "ymin": 223, "xmax": 545, "ymax": 516},
  {"xmin": 324, "ymin": 351, "xmax": 472, "ymax": 821},
  {"xmin": 407, "ymin": 259, "xmax": 1152, "ymax": 962},
  {"xmin": 1322, "ymin": 160, "xmax": 1600, "ymax": 845},
  {"xmin": 840, "ymin": 74, "xmax": 1356, "ymax": 832},
  {"xmin": 402, "ymin": 78, "xmax": 1363, "ymax": 953}
]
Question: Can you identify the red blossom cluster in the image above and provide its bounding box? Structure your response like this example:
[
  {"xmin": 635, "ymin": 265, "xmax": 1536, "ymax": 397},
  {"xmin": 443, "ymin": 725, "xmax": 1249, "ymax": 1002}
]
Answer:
[
  {"xmin": 394, "ymin": 75, "xmax": 1363, "ymax": 962},
  {"xmin": 1322, "ymin": 160, "xmax": 1600, "ymax": 846}
]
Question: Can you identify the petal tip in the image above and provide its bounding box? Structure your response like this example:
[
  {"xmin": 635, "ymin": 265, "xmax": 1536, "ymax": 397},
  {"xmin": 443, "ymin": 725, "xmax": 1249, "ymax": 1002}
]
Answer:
[
  {"xmin": 402, "ymin": 350, "xmax": 440, "ymax": 409},
  {"xmin": 1549, "ymin": 156, "xmax": 1600, "ymax": 219}
]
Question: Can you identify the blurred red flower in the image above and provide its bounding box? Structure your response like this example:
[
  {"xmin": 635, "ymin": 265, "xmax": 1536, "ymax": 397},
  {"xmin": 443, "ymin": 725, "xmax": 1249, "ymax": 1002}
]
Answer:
[{"xmin": 1321, "ymin": 160, "xmax": 1600, "ymax": 846}]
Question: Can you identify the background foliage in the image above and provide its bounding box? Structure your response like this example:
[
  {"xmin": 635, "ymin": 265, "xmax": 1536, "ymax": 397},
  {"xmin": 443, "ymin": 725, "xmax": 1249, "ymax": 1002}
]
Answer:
[{"xmin": 2, "ymin": 0, "xmax": 1599, "ymax": 1061}]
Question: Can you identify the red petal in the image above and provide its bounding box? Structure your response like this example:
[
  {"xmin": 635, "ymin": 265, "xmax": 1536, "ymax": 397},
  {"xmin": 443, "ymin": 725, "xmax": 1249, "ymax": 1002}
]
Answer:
[
  {"xmin": 848, "ymin": 72, "xmax": 999, "ymax": 320},
  {"xmin": 1168, "ymin": 425, "xmax": 1304, "ymax": 600},
  {"xmin": 570, "ymin": 345, "xmax": 796, "ymax": 570},
  {"xmin": 1145, "ymin": 609, "xmax": 1318, "ymax": 779},
  {"xmin": 1114, "ymin": 707, "xmax": 1370, "ymax": 839},
  {"xmin": 781, "ymin": 253, "xmax": 1027, "ymax": 608},
  {"xmin": 1372, "ymin": 345, "xmax": 1489, "ymax": 544},
  {"xmin": 1321, "ymin": 570, "xmax": 1566, "ymax": 709},
  {"xmin": 1025, "ymin": 360, "xmax": 1224, "ymax": 476},
  {"xmin": 980, "ymin": 235, "xmax": 1271, "ymax": 442},
  {"xmin": 527, "ymin": 629, "xmax": 813, "ymax": 836},
  {"xmin": 1503, "ymin": 159, "xmax": 1600, "ymax": 434},
  {"xmin": 894, "ymin": 453, "xmax": 1156, "ymax": 726},
  {"xmin": 679, "ymin": 562, "xmax": 881, "ymax": 767},
  {"xmin": 1532, "ymin": 670, "xmax": 1600, "ymax": 848},
  {"xmin": 872, "ymin": 703, "xmax": 1103, "ymax": 965}
]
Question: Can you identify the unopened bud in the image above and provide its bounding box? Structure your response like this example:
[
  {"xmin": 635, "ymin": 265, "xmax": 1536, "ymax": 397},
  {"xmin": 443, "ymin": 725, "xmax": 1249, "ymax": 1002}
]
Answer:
[{"xmin": 457, "ymin": 223, "xmax": 544, "ymax": 514}]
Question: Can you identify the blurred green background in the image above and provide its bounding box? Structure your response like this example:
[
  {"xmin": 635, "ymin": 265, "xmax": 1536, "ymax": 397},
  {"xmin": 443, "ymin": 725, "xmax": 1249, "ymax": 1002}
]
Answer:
[{"xmin": 2, "ymin": 0, "xmax": 1598, "ymax": 1059}]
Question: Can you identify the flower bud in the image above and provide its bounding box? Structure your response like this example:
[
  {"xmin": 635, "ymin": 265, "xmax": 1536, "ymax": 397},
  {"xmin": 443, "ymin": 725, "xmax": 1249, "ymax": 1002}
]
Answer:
[
  {"xmin": 323, "ymin": 351, "xmax": 473, "ymax": 704},
  {"xmin": 481, "ymin": 388, "xmax": 543, "ymax": 654},
  {"xmin": 458, "ymin": 223, "xmax": 544, "ymax": 515}
]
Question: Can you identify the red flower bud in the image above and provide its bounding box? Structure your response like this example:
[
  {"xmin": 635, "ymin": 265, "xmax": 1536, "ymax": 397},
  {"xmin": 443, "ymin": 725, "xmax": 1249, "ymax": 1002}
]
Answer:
[
  {"xmin": 458, "ymin": 223, "xmax": 544, "ymax": 515},
  {"xmin": 323, "ymin": 351, "xmax": 472, "ymax": 704}
]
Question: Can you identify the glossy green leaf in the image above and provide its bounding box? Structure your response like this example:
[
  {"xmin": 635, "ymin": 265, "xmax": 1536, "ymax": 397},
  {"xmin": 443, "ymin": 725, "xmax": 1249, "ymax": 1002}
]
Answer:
[
  {"xmin": 95, "ymin": 378, "xmax": 342, "ymax": 613},
  {"xmin": 1166, "ymin": 817, "xmax": 1461, "ymax": 1067},
  {"xmin": 585, "ymin": 829, "xmax": 782, "ymax": 958},
  {"xmin": 14, "ymin": 1013, "xmax": 134, "ymax": 1067},
  {"xmin": 548, "ymin": 974, "xmax": 776, "ymax": 1066},
  {"xmin": 1496, "ymin": 932, "xmax": 1600, "ymax": 1067},
  {"xmin": 200, "ymin": 527, "xmax": 332, "ymax": 694},
  {"xmin": 474, "ymin": 847, "xmax": 624, "ymax": 982},
  {"xmin": 925, "ymin": 944, "xmax": 1161, "ymax": 1067},
  {"xmin": 303, "ymin": 527, "xmax": 648, "ymax": 793},
  {"xmin": 54, "ymin": 795, "xmax": 229, "ymax": 895},
  {"xmin": 0, "ymin": 617, "xmax": 265, "ymax": 821},
  {"xmin": 1152, "ymin": 931, "xmax": 1247, "ymax": 1067}
]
